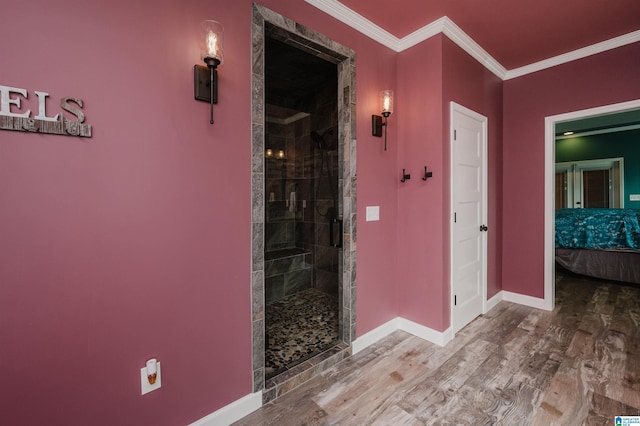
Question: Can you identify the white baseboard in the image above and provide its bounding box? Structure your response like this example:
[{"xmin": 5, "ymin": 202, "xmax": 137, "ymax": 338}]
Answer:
[
  {"xmin": 351, "ymin": 318, "xmax": 401, "ymax": 354},
  {"xmin": 486, "ymin": 290, "xmax": 503, "ymax": 312},
  {"xmin": 397, "ymin": 317, "xmax": 453, "ymax": 346},
  {"xmin": 352, "ymin": 317, "xmax": 451, "ymax": 354},
  {"xmin": 189, "ymin": 391, "xmax": 262, "ymax": 426},
  {"xmin": 502, "ymin": 290, "xmax": 551, "ymax": 311},
  {"xmin": 352, "ymin": 289, "xmax": 555, "ymax": 357}
]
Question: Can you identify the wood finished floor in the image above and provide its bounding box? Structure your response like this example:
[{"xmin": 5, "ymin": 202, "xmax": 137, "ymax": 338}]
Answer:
[{"xmin": 235, "ymin": 274, "xmax": 640, "ymax": 425}]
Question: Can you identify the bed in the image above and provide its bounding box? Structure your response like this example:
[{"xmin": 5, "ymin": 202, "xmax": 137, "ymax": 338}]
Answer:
[{"xmin": 555, "ymin": 208, "xmax": 640, "ymax": 284}]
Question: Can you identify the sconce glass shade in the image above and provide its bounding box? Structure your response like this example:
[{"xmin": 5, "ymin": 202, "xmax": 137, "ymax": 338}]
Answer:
[
  {"xmin": 200, "ymin": 20, "xmax": 224, "ymax": 67},
  {"xmin": 380, "ymin": 90, "xmax": 393, "ymax": 117}
]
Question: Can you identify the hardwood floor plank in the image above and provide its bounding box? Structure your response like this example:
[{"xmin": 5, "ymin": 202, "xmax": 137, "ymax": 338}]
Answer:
[
  {"xmin": 588, "ymin": 391, "xmax": 640, "ymax": 421},
  {"xmin": 369, "ymin": 404, "xmax": 423, "ymax": 426},
  {"xmin": 531, "ymin": 358, "xmax": 591, "ymax": 425},
  {"xmin": 312, "ymin": 337, "xmax": 437, "ymax": 423},
  {"xmin": 235, "ymin": 275, "xmax": 640, "ymax": 425}
]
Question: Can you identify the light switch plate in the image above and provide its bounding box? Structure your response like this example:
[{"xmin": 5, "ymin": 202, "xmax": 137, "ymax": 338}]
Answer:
[
  {"xmin": 366, "ymin": 206, "xmax": 380, "ymax": 221},
  {"xmin": 141, "ymin": 362, "xmax": 161, "ymax": 395}
]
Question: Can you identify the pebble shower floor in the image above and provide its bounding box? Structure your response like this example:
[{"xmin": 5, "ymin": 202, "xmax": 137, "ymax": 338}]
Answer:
[{"xmin": 265, "ymin": 289, "xmax": 339, "ymax": 378}]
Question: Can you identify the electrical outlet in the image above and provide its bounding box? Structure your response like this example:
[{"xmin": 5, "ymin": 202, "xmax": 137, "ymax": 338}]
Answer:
[
  {"xmin": 140, "ymin": 362, "xmax": 161, "ymax": 395},
  {"xmin": 630, "ymin": 194, "xmax": 640, "ymax": 201}
]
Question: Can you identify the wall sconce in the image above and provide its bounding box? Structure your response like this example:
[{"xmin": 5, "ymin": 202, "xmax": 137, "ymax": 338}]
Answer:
[
  {"xmin": 372, "ymin": 90, "xmax": 393, "ymax": 151},
  {"xmin": 194, "ymin": 20, "xmax": 224, "ymax": 124}
]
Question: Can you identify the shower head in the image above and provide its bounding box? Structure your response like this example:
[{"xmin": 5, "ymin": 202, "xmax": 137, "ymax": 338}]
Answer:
[
  {"xmin": 311, "ymin": 131, "xmax": 325, "ymax": 150},
  {"xmin": 312, "ymin": 128, "xmax": 338, "ymax": 151}
]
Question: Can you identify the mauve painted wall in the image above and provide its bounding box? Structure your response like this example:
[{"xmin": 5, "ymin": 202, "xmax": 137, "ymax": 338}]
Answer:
[
  {"xmin": 502, "ymin": 42, "xmax": 640, "ymax": 297},
  {"xmin": 442, "ymin": 37, "xmax": 503, "ymax": 301},
  {"xmin": 396, "ymin": 35, "xmax": 503, "ymax": 332},
  {"xmin": 396, "ymin": 36, "xmax": 446, "ymax": 328},
  {"xmin": 0, "ymin": 0, "xmax": 253, "ymax": 424},
  {"xmin": 0, "ymin": 0, "xmax": 397, "ymax": 424}
]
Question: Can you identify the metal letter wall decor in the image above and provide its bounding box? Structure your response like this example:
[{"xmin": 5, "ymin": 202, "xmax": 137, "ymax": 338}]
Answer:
[{"xmin": 0, "ymin": 85, "xmax": 92, "ymax": 138}]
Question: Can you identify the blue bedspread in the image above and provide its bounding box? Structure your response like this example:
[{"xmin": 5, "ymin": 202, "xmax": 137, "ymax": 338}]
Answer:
[{"xmin": 555, "ymin": 208, "xmax": 640, "ymax": 250}]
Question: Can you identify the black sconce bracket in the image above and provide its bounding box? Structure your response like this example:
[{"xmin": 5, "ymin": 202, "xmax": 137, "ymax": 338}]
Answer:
[
  {"xmin": 372, "ymin": 111, "xmax": 390, "ymax": 151},
  {"xmin": 372, "ymin": 115, "xmax": 384, "ymax": 136},
  {"xmin": 194, "ymin": 65, "xmax": 218, "ymax": 104},
  {"xmin": 194, "ymin": 63, "xmax": 219, "ymax": 124},
  {"xmin": 401, "ymin": 168, "xmax": 411, "ymax": 183},
  {"xmin": 422, "ymin": 166, "xmax": 433, "ymax": 181}
]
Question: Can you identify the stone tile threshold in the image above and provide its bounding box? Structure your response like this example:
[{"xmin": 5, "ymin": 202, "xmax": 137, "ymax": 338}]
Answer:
[{"xmin": 263, "ymin": 342, "xmax": 351, "ymax": 404}]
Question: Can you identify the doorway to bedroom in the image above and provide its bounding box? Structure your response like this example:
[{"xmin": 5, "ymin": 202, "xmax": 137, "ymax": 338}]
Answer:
[{"xmin": 545, "ymin": 100, "xmax": 640, "ymax": 307}]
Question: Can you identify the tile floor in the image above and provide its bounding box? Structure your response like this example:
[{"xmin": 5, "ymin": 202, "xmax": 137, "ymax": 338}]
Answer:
[{"xmin": 265, "ymin": 288, "xmax": 339, "ymax": 378}]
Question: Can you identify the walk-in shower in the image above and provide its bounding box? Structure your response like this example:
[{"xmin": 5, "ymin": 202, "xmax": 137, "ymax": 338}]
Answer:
[
  {"xmin": 251, "ymin": 5, "xmax": 356, "ymax": 401},
  {"xmin": 263, "ymin": 35, "xmax": 341, "ymax": 378}
]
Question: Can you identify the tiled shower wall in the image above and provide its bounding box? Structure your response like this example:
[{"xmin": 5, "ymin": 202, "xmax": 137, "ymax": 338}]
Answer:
[
  {"xmin": 264, "ymin": 116, "xmax": 313, "ymax": 302},
  {"xmin": 264, "ymin": 84, "xmax": 340, "ymax": 302}
]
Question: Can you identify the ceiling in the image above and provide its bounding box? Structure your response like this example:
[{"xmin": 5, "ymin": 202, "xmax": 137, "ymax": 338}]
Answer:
[
  {"xmin": 297, "ymin": 1, "xmax": 640, "ymax": 132},
  {"xmin": 556, "ymin": 109, "xmax": 640, "ymax": 137},
  {"xmin": 310, "ymin": 0, "xmax": 640, "ymax": 71}
]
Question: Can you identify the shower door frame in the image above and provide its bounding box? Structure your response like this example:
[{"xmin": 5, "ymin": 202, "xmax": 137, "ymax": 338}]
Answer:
[{"xmin": 250, "ymin": 4, "xmax": 357, "ymax": 400}]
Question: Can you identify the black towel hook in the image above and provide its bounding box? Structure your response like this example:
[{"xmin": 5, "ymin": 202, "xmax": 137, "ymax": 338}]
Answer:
[
  {"xmin": 401, "ymin": 168, "xmax": 411, "ymax": 183},
  {"xmin": 422, "ymin": 166, "xmax": 433, "ymax": 181}
]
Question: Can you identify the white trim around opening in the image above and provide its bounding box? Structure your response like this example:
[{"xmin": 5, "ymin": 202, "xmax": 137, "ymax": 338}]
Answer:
[{"xmin": 543, "ymin": 98, "xmax": 640, "ymax": 312}]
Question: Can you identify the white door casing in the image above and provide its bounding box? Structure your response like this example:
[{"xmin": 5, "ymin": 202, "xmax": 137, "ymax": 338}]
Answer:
[
  {"xmin": 450, "ymin": 102, "xmax": 488, "ymax": 335},
  {"xmin": 543, "ymin": 99, "xmax": 640, "ymax": 312}
]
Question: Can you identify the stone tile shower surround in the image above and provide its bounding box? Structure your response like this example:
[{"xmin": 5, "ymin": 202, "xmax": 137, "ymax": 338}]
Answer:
[
  {"xmin": 264, "ymin": 114, "xmax": 341, "ymax": 302},
  {"xmin": 251, "ymin": 4, "xmax": 357, "ymax": 403},
  {"xmin": 264, "ymin": 248, "xmax": 313, "ymax": 302}
]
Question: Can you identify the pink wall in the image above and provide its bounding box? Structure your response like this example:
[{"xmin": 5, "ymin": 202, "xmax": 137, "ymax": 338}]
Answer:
[
  {"xmin": 8, "ymin": 0, "xmax": 633, "ymax": 421},
  {"xmin": 502, "ymin": 42, "xmax": 640, "ymax": 297},
  {"xmin": 0, "ymin": 0, "xmax": 397, "ymax": 424},
  {"xmin": 442, "ymin": 37, "xmax": 503, "ymax": 300},
  {"xmin": 396, "ymin": 36, "xmax": 446, "ymax": 328},
  {"xmin": 396, "ymin": 35, "xmax": 503, "ymax": 332},
  {"xmin": 0, "ymin": 0, "xmax": 253, "ymax": 424}
]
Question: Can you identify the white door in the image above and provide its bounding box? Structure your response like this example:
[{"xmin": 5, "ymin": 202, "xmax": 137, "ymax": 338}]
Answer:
[{"xmin": 450, "ymin": 102, "xmax": 487, "ymax": 334}]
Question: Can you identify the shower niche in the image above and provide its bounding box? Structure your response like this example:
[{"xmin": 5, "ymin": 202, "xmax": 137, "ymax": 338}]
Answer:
[{"xmin": 263, "ymin": 35, "xmax": 342, "ymax": 378}]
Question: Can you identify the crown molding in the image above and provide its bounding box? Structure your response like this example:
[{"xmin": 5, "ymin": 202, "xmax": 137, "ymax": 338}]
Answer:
[
  {"xmin": 396, "ymin": 16, "xmax": 446, "ymax": 51},
  {"xmin": 303, "ymin": 0, "xmax": 401, "ymax": 50},
  {"xmin": 305, "ymin": 0, "xmax": 640, "ymax": 81},
  {"xmin": 440, "ymin": 17, "xmax": 508, "ymax": 79},
  {"xmin": 504, "ymin": 29, "xmax": 640, "ymax": 80}
]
